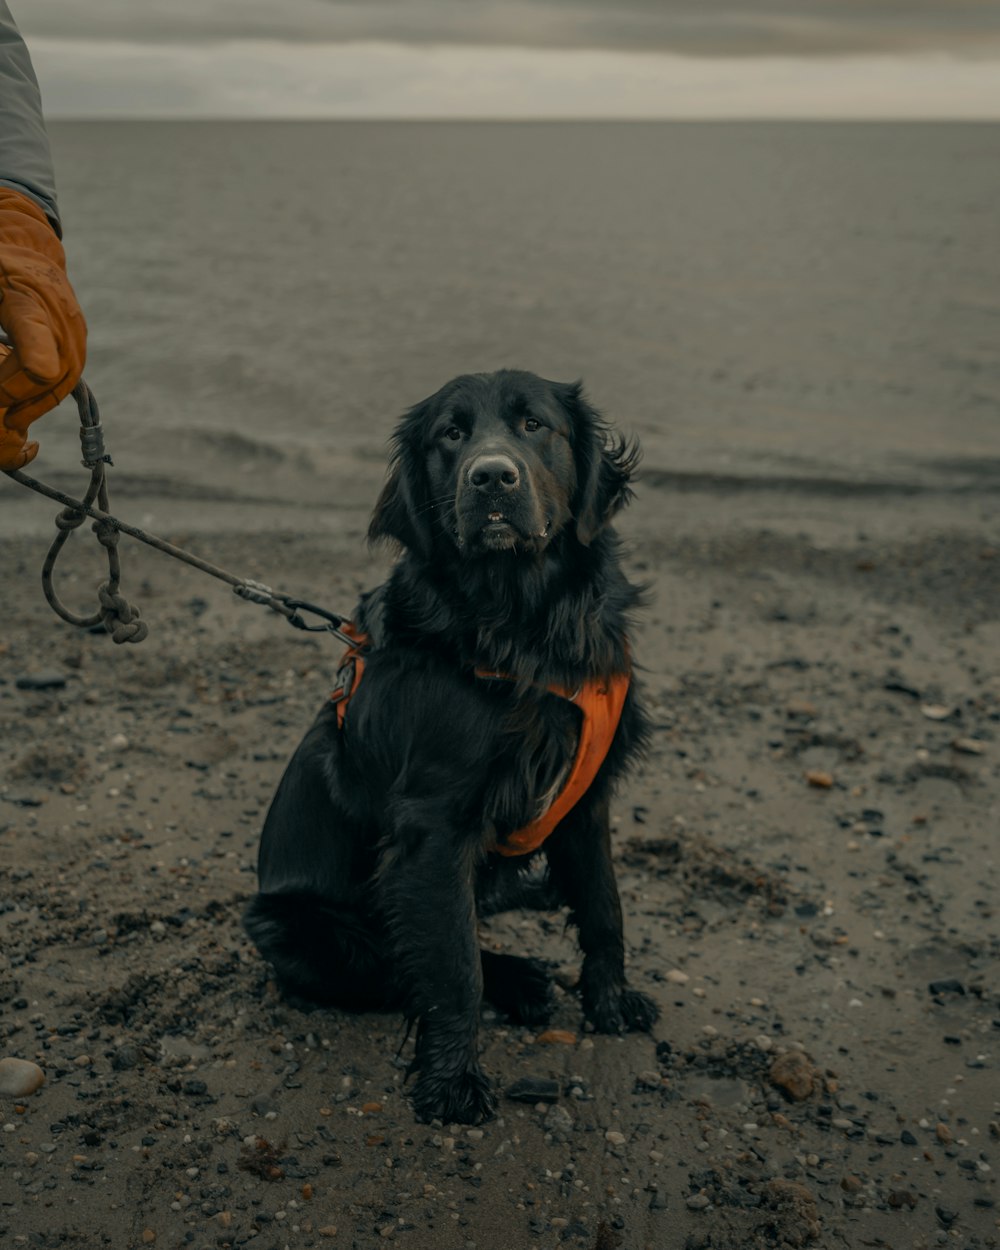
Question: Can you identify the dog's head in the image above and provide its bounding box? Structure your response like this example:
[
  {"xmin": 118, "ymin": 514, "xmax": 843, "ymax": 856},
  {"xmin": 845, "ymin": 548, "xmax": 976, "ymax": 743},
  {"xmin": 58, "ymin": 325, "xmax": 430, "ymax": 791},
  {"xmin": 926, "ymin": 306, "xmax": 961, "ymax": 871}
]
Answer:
[{"xmin": 368, "ymin": 370, "xmax": 638, "ymax": 560}]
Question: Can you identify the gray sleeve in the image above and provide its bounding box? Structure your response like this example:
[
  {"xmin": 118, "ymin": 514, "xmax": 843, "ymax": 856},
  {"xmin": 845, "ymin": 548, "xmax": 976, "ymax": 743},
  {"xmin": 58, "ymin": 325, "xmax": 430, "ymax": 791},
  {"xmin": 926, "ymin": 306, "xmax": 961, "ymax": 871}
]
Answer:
[{"xmin": 0, "ymin": 0, "xmax": 61, "ymax": 235}]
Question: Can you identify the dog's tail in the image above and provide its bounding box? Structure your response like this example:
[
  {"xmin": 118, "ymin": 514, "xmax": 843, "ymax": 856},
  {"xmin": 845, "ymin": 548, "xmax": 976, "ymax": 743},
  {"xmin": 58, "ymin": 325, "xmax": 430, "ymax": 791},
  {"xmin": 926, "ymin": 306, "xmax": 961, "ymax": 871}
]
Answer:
[{"xmin": 243, "ymin": 890, "xmax": 395, "ymax": 1011}]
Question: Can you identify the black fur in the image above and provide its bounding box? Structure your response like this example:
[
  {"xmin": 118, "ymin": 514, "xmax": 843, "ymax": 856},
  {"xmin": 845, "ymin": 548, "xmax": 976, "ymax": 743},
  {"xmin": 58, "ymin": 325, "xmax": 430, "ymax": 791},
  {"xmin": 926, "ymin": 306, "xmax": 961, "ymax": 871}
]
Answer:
[{"xmin": 244, "ymin": 369, "xmax": 658, "ymax": 1124}]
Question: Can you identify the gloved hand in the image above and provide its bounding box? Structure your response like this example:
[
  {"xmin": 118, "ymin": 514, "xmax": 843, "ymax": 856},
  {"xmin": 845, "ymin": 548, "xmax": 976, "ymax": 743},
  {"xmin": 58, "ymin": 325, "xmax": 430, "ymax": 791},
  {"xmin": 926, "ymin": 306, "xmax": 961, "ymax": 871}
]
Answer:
[{"xmin": 0, "ymin": 187, "xmax": 86, "ymax": 470}]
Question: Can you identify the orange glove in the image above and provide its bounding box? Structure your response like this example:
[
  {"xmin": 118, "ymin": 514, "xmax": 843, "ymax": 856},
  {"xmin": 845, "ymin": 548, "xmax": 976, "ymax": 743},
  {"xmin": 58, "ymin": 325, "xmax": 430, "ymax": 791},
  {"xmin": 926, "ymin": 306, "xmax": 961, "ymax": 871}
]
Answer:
[{"xmin": 0, "ymin": 187, "xmax": 86, "ymax": 470}]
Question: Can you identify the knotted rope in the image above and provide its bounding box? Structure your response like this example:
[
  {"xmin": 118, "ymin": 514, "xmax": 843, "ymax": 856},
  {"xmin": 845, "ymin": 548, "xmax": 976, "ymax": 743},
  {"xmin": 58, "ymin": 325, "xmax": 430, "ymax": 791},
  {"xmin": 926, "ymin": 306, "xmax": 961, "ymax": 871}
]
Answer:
[{"xmin": 2, "ymin": 362, "xmax": 354, "ymax": 648}]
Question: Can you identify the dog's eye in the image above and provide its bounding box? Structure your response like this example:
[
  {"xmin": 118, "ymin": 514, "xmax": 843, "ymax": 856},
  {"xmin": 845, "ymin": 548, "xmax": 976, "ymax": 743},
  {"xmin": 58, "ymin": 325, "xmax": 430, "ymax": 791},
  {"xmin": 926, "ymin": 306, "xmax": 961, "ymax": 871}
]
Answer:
[
  {"xmin": 524, "ymin": 418, "xmax": 541, "ymax": 433},
  {"xmin": 442, "ymin": 426, "xmax": 462, "ymax": 442}
]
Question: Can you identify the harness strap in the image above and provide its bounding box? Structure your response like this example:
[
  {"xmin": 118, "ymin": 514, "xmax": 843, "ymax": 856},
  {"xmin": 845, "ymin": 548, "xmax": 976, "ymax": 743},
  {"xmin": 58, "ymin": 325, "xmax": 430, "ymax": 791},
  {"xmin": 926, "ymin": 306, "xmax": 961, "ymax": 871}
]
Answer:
[
  {"xmin": 488, "ymin": 670, "xmax": 629, "ymax": 857},
  {"xmin": 329, "ymin": 626, "xmax": 629, "ymax": 855}
]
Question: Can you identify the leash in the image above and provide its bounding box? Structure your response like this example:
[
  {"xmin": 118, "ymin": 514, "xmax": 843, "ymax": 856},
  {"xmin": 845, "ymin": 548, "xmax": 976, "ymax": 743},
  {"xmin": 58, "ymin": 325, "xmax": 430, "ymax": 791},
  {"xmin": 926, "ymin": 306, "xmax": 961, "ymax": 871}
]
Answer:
[{"xmin": 1, "ymin": 354, "xmax": 356, "ymax": 648}]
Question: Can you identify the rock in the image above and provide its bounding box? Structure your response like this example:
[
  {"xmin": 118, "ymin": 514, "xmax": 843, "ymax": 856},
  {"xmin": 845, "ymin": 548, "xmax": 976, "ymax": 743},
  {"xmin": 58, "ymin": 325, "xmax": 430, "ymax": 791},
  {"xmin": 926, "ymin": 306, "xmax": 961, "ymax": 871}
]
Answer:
[
  {"xmin": 15, "ymin": 671, "xmax": 67, "ymax": 691},
  {"xmin": 769, "ymin": 1051, "xmax": 817, "ymax": 1101},
  {"xmin": 952, "ymin": 737, "xmax": 985, "ymax": 755},
  {"xmin": 545, "ymin": 1104, "xmax": 574, "ymax": 1134},
  {"xmin": 935, "ymin": 1122, "xmax": 953, "ymax": 1145},
  {"xmin": 665, "ymin": 969, "xmax": 689, "ymax": 985},
  {"xmin": 686, "ymin": 1192, "xmax": 710, "ymax": 1210},
  {"xmin": 928, "ymin": 978, "xmax": 965, "ymax": 996},
  {"xmin": 605, "ymin": 1130, "xmax": 627, "ymax": 1146},
  {"xmin": 920, "ymin": 704, "xmax": 953, "ymax": 720},
  {"xmin": 786, "ymin": 700, "xmax": 817, "ymax": 718},
  {"xmin": 535, "ymin": 1029, "xmax": 576, "ymax": 1045},
  {"xmin": 805, "ymin": 770, "xmax": 834, "ymax": 789},
  {"xmin": 109, "ymin": 733, "xmax": 130, "ymax": 751},
  {"xmin": 111, "ymin": 1044, "xmax": 140, "ymax": 1071},
  {"xmin": 0, "ymin": 1057, "xmax": 45, "ymax": 1097},
  {"xmin": 888, "ymin": 1190, "xmax": 917, "ymax": 1209},
  {"xmin": 506, "ymin": 1077, "xmax": 560, "ymax": 1104},
  {"xmin": 361, "ymin": 1102, "xmax": 382, "ymax": 1114}
]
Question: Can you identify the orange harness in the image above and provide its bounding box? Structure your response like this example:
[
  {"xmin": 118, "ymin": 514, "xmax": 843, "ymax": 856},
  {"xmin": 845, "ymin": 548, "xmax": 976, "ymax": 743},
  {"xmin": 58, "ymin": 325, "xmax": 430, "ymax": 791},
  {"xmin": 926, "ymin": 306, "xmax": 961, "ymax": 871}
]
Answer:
[{"xmin": 329, "ymin": 624, "xmax": 629, "ymax": 857}]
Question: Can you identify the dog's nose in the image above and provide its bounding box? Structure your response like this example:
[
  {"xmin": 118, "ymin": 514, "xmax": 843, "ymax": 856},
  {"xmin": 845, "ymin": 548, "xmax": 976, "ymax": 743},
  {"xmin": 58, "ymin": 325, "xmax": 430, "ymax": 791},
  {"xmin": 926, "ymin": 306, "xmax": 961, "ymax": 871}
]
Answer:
[{"xmin": 469, "ymin": 454, "xmax": 520, "ymax": 493}]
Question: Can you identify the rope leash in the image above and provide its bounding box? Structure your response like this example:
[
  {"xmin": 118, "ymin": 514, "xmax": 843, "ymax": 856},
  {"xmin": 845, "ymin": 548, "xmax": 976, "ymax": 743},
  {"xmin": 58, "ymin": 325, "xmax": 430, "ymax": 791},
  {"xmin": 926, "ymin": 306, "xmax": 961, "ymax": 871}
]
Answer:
[{"xmin": 1, "ymin": 368, "xmax": 356, "ymax": 648}]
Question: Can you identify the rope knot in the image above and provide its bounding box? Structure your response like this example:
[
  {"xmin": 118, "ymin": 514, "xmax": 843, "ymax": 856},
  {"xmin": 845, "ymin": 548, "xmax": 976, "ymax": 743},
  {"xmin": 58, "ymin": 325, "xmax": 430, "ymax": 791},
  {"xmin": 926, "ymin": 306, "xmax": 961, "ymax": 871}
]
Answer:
[
  {"xmin": 98, "ymin": 581, "xmax": 148, "ymax": 644},
  {"xmin": 92, "ymin": 518, "xmax": 120, "ymax": 550},
  {"xmin": 55, "ymin": 507, "xmax": 85, "ymax": 532}
]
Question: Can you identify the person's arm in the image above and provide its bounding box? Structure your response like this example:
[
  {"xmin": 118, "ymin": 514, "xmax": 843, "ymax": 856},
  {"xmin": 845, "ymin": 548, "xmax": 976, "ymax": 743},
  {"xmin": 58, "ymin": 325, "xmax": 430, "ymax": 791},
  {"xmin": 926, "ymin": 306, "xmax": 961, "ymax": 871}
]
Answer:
[
  {"xmin": 0, "ymin": 0, "xmax": 60, "ymax": 234},
  {"xmin": 0, "ymin": 0, "xmax": 85, "ymax": 471}
]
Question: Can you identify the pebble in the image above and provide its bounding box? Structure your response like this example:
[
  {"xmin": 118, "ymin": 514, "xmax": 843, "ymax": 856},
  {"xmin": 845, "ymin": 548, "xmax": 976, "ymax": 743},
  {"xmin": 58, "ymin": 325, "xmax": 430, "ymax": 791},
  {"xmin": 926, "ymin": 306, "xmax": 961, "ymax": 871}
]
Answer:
[
  {"xmin": 15, "ymin": 671, "xmax": 67, "ymax": 691},
  {"xmin": 110, "ymin": 733, "xmax": 130, "ymax": 751},
  {"xmin": 605, "ymin": 1130, "xmax": 627, "ymax": 1147},
  {"xmin": 506, "ymin": 1078, "xmax": 560, "ymax": 1104},
  {"xmin": 545, "ymin": 1104, "xmax": 574, "ymax": 1134},
  {"xmin": 318, "ymin": 1227, "xmax": 338, "ymax": 1238},
  {"xmin": 0, "ymin": 1058, "xmax": 45, "ymax": 1097},
  {"xmin": 535, "ymin": 1029, "xmax": 577, "ymax": 1046},
  {"xmin": 665, "ymin": 969, "xmax": 689, "ymax": 985},
  {"xmin": 952, "ymin": 736, "xmax": 986, "ymax": 755},
  {"xmin": 686, "ymin": 1192, "xmax": 710, "ymax": 1210},
  {"xmin": 920, "ymin": 704, "xmax": 953, "ymax": 721},
  {"xmin": 769, "ymin": 1051, "xmax": 817, "ymax": 1102},
  {"xmin": 805, "ymin": 770, "xmax": 834, "ymax": 789}
]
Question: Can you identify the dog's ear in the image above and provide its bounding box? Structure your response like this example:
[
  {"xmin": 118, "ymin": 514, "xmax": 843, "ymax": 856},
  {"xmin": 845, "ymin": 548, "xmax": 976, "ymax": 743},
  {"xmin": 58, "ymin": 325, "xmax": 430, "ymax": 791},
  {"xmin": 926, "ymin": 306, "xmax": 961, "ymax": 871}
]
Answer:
[
  {"xmin": 557, "ymin": 381, "xmax": 640, "ymax": 546},
  {"xmin": 367, "ymin": 403, "xmax": 435, "ymax": 559}
]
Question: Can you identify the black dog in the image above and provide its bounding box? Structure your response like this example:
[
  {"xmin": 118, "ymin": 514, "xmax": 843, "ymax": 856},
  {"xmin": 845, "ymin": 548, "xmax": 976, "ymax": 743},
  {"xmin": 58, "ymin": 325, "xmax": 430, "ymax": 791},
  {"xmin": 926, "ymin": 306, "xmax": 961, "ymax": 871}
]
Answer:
[{"xmin": 244, "ymin": 369, "xmax": 658, "ymax": 1124}]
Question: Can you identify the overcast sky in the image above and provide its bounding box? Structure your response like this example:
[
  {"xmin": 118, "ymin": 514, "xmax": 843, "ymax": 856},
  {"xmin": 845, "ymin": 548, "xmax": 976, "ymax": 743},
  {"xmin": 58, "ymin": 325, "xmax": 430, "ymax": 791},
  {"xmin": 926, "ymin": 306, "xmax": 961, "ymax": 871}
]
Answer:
[{"xmin": 14, "ymin": 0, "xmax": 1000, "ymax": 119}]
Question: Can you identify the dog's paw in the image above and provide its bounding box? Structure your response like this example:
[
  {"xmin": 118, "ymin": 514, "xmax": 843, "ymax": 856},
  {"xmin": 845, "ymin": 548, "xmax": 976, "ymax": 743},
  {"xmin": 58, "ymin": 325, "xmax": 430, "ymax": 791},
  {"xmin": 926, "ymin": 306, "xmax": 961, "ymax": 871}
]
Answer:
[
  {"xmin": 584, "ymin": 984, "xmax": 660, "ymax": 1035},
  {"xmin": 411, "ymin": 1066, "xmax": 497, "ymax": 1126},
  {"xmin": 482, "ymin": 952, "xmax": 554, "ymax": 1027}
]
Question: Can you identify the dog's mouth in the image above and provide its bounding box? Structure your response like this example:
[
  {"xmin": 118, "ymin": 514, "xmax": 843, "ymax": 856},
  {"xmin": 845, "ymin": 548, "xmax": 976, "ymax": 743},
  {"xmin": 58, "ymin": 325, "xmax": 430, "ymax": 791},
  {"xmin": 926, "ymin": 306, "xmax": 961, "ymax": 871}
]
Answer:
[{"xmin": 454, "ymin": 506, "xmax": 551, "ymax": 553}]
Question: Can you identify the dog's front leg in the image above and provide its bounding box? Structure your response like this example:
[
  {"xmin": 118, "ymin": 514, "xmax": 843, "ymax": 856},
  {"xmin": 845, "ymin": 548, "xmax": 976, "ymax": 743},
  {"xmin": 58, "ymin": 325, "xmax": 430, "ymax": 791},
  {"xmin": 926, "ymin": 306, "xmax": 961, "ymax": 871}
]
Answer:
[
  {"xmin": 377, "ymin": 827, "xmax": 496, "ymax": 1125},
  {"xmin": 546, "ymin": 792, "xmax": 659, "ymax": 1034}
]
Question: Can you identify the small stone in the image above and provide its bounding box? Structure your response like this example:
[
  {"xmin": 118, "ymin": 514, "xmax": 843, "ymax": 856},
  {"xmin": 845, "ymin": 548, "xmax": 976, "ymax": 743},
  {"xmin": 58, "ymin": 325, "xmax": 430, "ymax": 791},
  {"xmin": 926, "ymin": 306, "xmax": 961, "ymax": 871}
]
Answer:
[
  {"xmin": 506, "ymin": 1078, "xmax": 560, "ymax": 1104},
  {"xmin": 805, "ymin": 770, "xmax": 834, "ymax": 789},
  {"xmin": 546, "ymin": 1104, "xmax": 574, "ymax": 1134},
  {"xmin": 361, "ymin": 1102, "xmax": 382, "ymax": 1115},
  {"xmin": 665, "ymin": 969, "xmax": 689, "ymax": 985},
  {"xmin": 935, "ymin": 1123, "xmax": 953, "ymax": 1145},
  {"xmin": 141, "ymin": 1232, "xmax": 156, "ymax": 1245},
  {"xmin": 952, "ymin": 737, "xmax": 985, "ymax": 755},
  {"xmin": 112, "ymin": 1044, "xmax": 139, "ymax": 1072},
  {"xmin": 888, "ymin": 1190, "xmax": 917, "ymax": 1209},
  {"xmin": 109, "ymin": 732, "xmax": 130, "ymax": 751},
  {"xmin": 769, "ymin": 1051, "xmax": 817, "ymax": 1102},
  {"xmin": 318, "ymin": 1226, "xmax": 338, "ymax": 1238},
  {"xmin": 786, "ymin": 700, "xmax": 817, "ymax": 718},
  {"xmin": 0, "ymin": 1058, "xmax": 45, "ymax": 1097},
  {"xmin": 920, "ymin": 704, "xmax": 953, "ymax": 721},
  {"xmin": 686, "ymin": 1192, "xmax": 710, "ymax": 1210},
  {"xmin": 605, "ymin": 1130, "xmax": 627, "ymax": 1147},
  {"xmin": 73, "ymin": 1055, "xmax": 92, "ymax": 1068},
  {"xmin": 535, "ymin": 1029, "xmax": 577, "ymax": 1046},
  {"xmin": 636, "ymin": 1070, "xmax": 662, "ymax": 1089},
  {"xmin": 928, "ymin": 979, "xmax": 965, "ymax": 996},
  {"xmin": 15, "ymin": 671, "xmax": 67, "ymax": 691}
]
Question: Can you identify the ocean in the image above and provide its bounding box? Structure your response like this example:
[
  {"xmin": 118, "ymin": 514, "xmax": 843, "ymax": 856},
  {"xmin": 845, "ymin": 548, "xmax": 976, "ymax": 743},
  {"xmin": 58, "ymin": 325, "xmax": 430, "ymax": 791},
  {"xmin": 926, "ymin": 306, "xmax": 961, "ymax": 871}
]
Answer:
[{"xmin": 5, "ymin": 121, "xmax": 999, "ymax": 537}]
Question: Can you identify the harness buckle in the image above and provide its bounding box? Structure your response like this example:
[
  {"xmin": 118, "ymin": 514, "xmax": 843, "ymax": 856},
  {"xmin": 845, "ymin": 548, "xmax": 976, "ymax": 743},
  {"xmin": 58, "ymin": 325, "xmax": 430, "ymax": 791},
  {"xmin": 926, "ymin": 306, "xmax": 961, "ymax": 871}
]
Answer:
[{"xmin": 330, "ymin": 656, "xmax": 357, "ymax": 705}]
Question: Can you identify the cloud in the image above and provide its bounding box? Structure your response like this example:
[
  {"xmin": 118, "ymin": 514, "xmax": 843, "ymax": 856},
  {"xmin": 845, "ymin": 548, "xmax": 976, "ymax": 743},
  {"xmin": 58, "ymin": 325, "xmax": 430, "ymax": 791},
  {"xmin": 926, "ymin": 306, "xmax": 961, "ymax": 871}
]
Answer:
[
  {"xmin": 20, "ymin": 0, "xmax": 1000, "ymax": 57},
  {"xmin": 28, "ymin": 38, "xmax": 1000, "ymax": 120}
]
